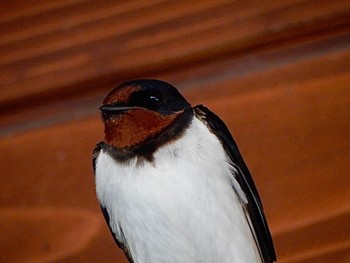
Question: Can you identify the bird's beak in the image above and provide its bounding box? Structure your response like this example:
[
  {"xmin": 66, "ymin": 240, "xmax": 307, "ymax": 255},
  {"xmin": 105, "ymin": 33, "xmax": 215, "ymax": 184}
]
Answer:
[{"xmin": 99, "ymin": 105, "xmax": 134, "ymax": 113}]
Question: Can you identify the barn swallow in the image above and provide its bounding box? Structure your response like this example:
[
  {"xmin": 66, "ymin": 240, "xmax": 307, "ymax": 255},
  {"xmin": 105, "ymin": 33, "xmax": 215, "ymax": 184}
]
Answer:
[{"xmin": 93, "ymin": 79, "xmax": 276, "ymax": 263}]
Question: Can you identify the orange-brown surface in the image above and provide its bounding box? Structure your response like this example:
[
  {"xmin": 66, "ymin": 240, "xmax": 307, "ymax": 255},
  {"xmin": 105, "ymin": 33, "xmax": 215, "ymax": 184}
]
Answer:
[{"xmin": 1, "ymin": 1, "xmax": 350, "ymax": 262}]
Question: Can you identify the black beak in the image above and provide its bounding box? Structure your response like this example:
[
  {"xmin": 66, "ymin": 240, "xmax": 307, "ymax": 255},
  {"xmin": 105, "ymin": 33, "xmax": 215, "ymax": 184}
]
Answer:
[{"xmin": 99, "ymin": 105, "xmax": 133, "ymax": 113}]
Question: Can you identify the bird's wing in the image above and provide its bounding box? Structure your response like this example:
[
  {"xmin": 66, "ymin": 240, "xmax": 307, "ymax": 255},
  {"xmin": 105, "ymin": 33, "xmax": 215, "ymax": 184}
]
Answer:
[
  {"xmin": 194, "ymin": 105, "xmax": 276, "ymax": 263},
  {"xmin": 93, "ymin": 142, "xmax": 134, "ymax": 263}
]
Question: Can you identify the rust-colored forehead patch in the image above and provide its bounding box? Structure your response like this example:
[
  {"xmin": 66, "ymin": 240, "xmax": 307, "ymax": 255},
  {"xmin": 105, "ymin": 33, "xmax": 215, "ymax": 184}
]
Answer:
[
  {"xmin": 103, "ymin": 85, "xmax": 142, "ymax": 105},
  {"xmin": 103, "ymin": 108, "xmax": 184, "ymax": 149}
]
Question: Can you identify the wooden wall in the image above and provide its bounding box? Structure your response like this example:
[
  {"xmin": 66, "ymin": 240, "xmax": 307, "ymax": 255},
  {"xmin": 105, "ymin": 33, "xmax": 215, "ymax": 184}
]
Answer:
[{"xmin": 1, "ymin": 1, "xmax": 350, "ymax": 262}]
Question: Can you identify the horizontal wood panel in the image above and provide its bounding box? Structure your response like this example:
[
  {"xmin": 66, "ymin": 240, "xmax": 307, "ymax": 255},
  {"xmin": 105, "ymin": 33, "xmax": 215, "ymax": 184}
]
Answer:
[
  {"xmin": 0, "ymin": 207, "xmax": 102, "ymax": 262},
  {"xmin": 274, "ymin": 210, "xmax": 350, "ymax": 261},
  {"xmin": 1, "ymin": 1, "xmax": 349, "ymax": 262},
  {"xmin": 1, "ymin": 71, "xmax": 349, "ymax": 261},
  {"xmin": 2, "ymin": 26, "xmax": 350, "ymax": 136},
  {"xmin": 1, "ymin": 0, "xmax": 350, "ymax": 112}
]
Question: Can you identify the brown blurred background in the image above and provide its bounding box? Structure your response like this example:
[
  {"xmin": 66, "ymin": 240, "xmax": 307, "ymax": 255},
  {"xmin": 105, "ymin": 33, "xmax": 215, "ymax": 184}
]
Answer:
[{"xmin": 1, "ymin": 1, "xmax": 350, "ymax": 262}]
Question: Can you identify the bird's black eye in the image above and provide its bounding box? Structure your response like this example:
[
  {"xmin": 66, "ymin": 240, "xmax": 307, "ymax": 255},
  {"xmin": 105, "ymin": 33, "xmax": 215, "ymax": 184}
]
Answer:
[
  {"xmin": 128, "ymin": 90, "xmax": 163, "ymax": 110},
  {"xmin": 148, "ymin": 95, "xmax": 161, "ymax": 104}
]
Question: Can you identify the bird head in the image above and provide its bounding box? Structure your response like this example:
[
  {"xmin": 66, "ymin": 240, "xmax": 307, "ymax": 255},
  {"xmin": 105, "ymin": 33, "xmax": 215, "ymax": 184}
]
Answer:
[{"xmin": 100, "ymin": 79, "xmax": 192, "ymax": 154}]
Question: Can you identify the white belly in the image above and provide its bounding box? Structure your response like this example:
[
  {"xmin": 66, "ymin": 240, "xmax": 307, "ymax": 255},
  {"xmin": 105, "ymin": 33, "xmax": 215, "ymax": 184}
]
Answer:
[{"xmin": 95, "ymin": 117, "xmax": 261, "ymax": 263}]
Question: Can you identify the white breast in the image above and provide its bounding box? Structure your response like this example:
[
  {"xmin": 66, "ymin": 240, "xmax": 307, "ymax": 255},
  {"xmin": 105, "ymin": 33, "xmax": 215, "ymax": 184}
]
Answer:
[{"xmin": 95, "ymin": 116, "xmax": 261, "ymax": 263}]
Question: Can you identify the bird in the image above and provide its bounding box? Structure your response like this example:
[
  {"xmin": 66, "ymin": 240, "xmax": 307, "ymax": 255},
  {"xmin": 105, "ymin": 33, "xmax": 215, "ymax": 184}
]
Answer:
[{"xmin": 93, "ymin": 79, "xmax": 276, "ymax": 263}]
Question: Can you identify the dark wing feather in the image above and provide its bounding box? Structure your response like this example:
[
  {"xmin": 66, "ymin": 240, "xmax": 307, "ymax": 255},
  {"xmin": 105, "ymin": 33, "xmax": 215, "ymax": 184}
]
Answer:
[
  {"xmin": 100, "ymin": 206, "xmax": 134, "ymax": 263},
  {"xmin": 92, "ymin": 142, "xmax": 134, "ymax": 263},
  {"xmin": 194, "ymin": 105, "xmax": 276, "ymax": 263}
]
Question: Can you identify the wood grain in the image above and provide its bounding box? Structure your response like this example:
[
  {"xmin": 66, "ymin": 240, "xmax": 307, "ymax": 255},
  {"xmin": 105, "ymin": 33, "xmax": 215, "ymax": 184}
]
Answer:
[
  {"xmin": 0, "ymin": 1, "xmax": 349, "ymax": 262},
  {"xmin": 1, "ymin": 0, "xmax": 350, "ymax": 111}
]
